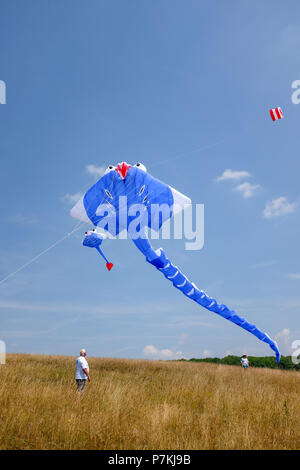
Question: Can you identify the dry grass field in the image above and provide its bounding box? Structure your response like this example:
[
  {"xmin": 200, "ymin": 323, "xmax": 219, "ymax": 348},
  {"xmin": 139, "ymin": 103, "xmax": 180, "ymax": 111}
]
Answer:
[{"xmin": 0, "ymin": 354, "xmax": 299, "ymax": 450}]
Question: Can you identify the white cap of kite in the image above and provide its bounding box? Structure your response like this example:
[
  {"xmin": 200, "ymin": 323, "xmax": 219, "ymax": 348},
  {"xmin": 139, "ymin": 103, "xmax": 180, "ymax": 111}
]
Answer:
[{"xmin": 270, "ymin": 107, "xmax": 284, "ymax": 121}]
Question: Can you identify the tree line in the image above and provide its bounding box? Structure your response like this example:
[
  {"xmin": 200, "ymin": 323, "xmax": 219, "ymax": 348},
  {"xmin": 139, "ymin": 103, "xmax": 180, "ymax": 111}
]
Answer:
[{"xmin": 179, "ymin": 355, "xmax": 300, "ymax": 370}]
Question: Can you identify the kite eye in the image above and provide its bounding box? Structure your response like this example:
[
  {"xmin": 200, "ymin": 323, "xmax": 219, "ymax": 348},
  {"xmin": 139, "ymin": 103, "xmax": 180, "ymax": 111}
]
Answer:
[
  {"xmin": 134, "ymin": 162, "xmax": 147, "ymax": 172},
  {"xmin": 104, "ymin": 165, "xmax": 116, "ymax": 174}
]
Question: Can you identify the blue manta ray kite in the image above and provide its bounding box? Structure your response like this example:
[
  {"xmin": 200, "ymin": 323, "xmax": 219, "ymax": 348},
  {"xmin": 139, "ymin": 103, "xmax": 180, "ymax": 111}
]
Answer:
[{"xmin": 71, "ymin": 161, "xmax": 280, "ymax": 363}]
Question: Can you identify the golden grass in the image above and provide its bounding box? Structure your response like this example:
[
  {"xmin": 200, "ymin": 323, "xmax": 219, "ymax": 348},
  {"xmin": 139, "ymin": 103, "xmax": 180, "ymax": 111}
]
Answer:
[{"xmin": 0, "ymin": 354, "xmax": 299, "ymax": 450}]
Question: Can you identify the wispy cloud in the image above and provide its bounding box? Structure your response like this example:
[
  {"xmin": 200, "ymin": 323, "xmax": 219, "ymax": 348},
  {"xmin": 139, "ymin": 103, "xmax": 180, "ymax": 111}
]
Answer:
[
  {"xmin": 10, "ymin": 214, "xmax": 39, "ymax": 225},
  {"xmin": 235, "ymin": 182, "xmax": 260, "ymax": 198},
  {"xmin": 61, "ymin": 192, "xmax": 83, "ymax": 205},
  {"xmin": 279, "ymin": 25, "xmax": 300, "ymax": 52},
  {"xmin": 1, "ymin": 329, "xmax": 52, "ymax": 339},
  {"xmin": 251, "ymin": 260, "xmax": 277, "ymax": 269},
  {"xmin": 0, "ymin": 300, "xmax": 174, "ymax": 316},
  {"xmin": 85, "ymin": 164, "xmax": 106, "ymax": 178},
  {"xmin": 285, "ymin": 273, "xmax": 300, "ymax": 280},
  {"xmin": 215, "ymin": 169, "xmax": 251, "ymax": 182},
  {"xmin": 104, "ymin": 346, "xmax": 138, "ymax": 356},
  {"xmin": 263, "ymin": 197, "xmax": 297, "ymax": 219},
  {"xmin": 177, "ymin": 333, "xmax": 188, "ymax": 346},
  {"xmin": 143, "ymin": 345, "xmax": 184, "ymax": 360}
]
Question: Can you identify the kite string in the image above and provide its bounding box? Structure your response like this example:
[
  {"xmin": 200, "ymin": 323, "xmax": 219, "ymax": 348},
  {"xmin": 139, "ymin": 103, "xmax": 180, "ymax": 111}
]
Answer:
[
  {"xmin": 147, "ymin": 138, "xmax": 228, "ymax": 170},
  {"xmin": 0, "ymin": 137, "xmax": 225, "ymax": 286},
  {"xmin": 0, "ymin": 225, "xmax": 83, "ymax": 286},
  {"xmin": 0, "ymin": 166, "xmax": 159, "ymax": 287},
  {"xmin": 0, "ymin": 169, "xmax": 120, "ymax": 286}
]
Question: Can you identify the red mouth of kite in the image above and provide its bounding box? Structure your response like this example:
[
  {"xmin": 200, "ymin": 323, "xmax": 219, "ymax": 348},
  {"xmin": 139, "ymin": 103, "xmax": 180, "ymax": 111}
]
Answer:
[{"xmin": 115, "ymin": 162, "xmax": 131, "ymax": 179}]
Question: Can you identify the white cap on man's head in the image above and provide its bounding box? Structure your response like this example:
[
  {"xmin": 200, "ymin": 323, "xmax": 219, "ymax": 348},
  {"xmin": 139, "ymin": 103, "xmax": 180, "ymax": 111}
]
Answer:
[{"xmin": 80, "ymin": 349, "xmax": 86, "ymax": 356}]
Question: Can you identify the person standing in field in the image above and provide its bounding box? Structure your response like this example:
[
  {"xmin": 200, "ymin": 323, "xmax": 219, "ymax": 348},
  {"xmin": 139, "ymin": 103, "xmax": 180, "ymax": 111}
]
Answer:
[
  {"xmin": 241, "ymin": 354, "xmax": 249, "ymax": 369},
  {"xmin": 75, "ymin": 349, "xmax": 90, "ymax": 393}
]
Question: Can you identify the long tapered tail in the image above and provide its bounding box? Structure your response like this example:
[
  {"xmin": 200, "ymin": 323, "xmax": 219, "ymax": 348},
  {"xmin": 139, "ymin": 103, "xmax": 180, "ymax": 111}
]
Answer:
[{"xmin": 133, "ymin": 239, "xmax": 281, "ymax": 363}]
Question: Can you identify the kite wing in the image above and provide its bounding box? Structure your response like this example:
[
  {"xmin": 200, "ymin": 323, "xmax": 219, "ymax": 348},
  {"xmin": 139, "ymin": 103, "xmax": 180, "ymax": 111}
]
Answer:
[{"xmin": 71, "ymin": 162, "xmax": 191, "ymax": 236}]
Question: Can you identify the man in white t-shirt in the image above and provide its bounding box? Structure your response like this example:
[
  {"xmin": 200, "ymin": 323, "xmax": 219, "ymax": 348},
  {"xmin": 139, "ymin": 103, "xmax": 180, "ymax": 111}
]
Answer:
[
  {"xmin": 75, "ymin": 349, "xmax": 90, "ymax": 393},
  {"xmin": 241, "ymin": 354, "xmax": 249, "ymax": 369}
]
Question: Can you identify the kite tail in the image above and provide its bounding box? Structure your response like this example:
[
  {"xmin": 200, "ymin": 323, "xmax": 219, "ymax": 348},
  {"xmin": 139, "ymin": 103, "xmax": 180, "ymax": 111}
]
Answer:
[{"xmin": 138, "ymin": 243, "xmax": 280, "ymax": 363}]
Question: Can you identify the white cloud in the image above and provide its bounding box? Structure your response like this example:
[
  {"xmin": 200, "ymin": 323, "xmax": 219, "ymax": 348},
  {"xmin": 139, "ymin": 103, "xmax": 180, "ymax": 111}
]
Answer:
[
  {"xmin": 263, "ymin": 197, "xmax": 297, "ymax": 219},
  {"xmin": 202, "ymin": 349, "xmax": 211, "ymax": 357},
  {"xmin": 224, "ymin": 350, "xmax": 233, "ymax": 356},
  {"xmin": 61, "ymin": 165, "xmax": 105, "ymax": 205},
  {"xmin": 215, "ymin": 169, "xmax": 251, "ymax": 182},
  {"xmin": 235, "ymin": 182, "xmax": 260, "ymax": 198},
  {"xmin": 275, "ymin": 328, "xmax": 291, "ymax": 354},
  {"xmin": 143, "ymin": 345, "xmax": 184, "ymax": 360},
  {"xmin": 85, "ymin": 164, "xmax": 106, "ymax": 178},
  {"xmin": 285, "ymin": 273, "xmax": 300, "ymax": 280},
  {"xmin": 275, "ymin": 328, "xmax": 290, "ymax": 340},
  {"xmin": 61, "ymin": 192, "xmax": 83, "ymax": 204},
  {"xmin": 143, "ymin": 345, "xmax": 160, "ymax": 356}
]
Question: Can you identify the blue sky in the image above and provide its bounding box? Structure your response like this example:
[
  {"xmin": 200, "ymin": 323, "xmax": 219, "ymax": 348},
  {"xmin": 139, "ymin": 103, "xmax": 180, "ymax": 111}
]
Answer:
[{"xmin": 0, "ymin": 0, "xmax": 300, "ymax": 360}]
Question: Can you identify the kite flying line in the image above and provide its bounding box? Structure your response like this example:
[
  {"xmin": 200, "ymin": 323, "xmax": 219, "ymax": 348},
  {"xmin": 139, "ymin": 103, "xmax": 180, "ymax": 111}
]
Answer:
[{"xmin": 0, "ymin": 137, "xmax": 226, "ymax": 287}]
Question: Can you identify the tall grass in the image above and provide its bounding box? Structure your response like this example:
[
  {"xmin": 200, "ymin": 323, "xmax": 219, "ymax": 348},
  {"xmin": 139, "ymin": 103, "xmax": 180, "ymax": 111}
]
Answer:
[{"xmin": 0, "ymin": 354, "xmax": 299, "ymax": 449}]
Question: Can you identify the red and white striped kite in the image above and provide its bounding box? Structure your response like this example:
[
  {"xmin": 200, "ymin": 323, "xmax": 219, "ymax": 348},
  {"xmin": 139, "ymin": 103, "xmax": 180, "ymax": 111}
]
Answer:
[{"xmin": 270, "ymin": 107, "xmax": 284, "ymax": 121}]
